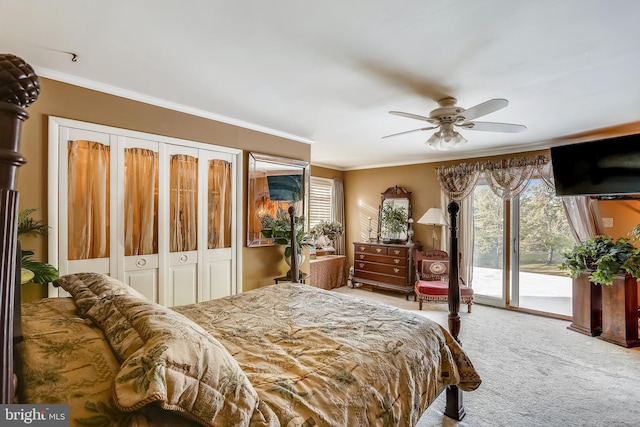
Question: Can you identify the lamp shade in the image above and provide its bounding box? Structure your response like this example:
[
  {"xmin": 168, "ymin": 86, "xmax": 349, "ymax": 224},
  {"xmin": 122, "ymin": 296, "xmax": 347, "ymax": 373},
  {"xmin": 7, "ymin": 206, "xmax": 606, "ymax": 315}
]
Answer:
[{"xmin": 417, "ymin": 208, "xmax": 448, "ymax": 226}]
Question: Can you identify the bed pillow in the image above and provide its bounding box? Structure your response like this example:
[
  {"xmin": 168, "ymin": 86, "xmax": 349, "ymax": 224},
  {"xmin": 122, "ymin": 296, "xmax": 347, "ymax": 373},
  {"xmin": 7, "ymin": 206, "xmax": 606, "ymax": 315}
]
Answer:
[
  {"xmin": 86, "ymin": 291, "xmax": 258, "ymax": 426},
  {"xmin": 17, "ymin": 298, "xmax": 202, "ymax": 426},
  {"xmin": 53, "ymin": 272, "xmax": 146, "ymax": 316}
]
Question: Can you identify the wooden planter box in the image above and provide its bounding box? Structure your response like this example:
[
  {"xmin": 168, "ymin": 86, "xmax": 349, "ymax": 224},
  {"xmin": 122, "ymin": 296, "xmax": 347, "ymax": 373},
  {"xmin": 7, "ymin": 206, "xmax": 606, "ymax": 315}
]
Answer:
[
  {"xmin": 568, "ymin": 273, "xmax": 602, "ymax": 336},
  {"xmin": 598, "ymin": 274, "xmax": 640, "ymax": 348}
]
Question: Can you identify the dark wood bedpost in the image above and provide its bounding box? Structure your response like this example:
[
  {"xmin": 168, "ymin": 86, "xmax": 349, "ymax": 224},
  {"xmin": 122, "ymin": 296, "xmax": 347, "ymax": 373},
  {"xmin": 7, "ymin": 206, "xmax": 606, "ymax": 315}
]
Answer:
[
  {"xmin": 288, "ymin": 206, "xmax": 300, "ymax": 283},
  {"xmin": 444, "ymin": 200, "xmax": 466, "ymax": 420},
  {"xmin": 0, "ymin": 54, "xmax": 40, "ymax": 404}
]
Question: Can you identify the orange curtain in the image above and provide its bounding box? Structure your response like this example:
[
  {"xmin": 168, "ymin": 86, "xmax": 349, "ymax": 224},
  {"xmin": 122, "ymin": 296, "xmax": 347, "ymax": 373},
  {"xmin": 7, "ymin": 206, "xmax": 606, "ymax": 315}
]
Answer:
[
  {"xmin": 208, "ymin": 159, "xmax": 232, "ymax": 249},
  {"xmin": 125, "ymin": 148, "xmax": 158, "ymax": 256},
  {"xmin": 68, "ymin": 140, "xmax": 110, "ymax": 260},
  {"xmin": 170, "ymin": 154, "xmax": 198, "ymax": 252}
]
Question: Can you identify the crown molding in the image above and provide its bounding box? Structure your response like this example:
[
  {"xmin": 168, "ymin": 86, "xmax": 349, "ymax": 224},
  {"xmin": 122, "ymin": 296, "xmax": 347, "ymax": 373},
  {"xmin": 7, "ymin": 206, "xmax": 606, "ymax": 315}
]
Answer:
[{"xmin": 34, "ymin": 66, "xmax": 314, "ymax": 145}]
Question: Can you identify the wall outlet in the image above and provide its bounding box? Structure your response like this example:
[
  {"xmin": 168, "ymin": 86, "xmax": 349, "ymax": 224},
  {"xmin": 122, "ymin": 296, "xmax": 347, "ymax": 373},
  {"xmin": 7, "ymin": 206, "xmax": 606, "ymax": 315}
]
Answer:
[{"xmin": 602, "ymin": 217, "xmax": 614, "ymax": 228}]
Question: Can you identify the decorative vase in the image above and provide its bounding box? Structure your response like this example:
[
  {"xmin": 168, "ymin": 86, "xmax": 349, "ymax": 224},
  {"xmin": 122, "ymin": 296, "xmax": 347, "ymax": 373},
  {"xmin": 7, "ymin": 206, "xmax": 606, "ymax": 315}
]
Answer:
[{"xmin": 285, "ymin": 253, "xmax": 305, "ymax": 280}]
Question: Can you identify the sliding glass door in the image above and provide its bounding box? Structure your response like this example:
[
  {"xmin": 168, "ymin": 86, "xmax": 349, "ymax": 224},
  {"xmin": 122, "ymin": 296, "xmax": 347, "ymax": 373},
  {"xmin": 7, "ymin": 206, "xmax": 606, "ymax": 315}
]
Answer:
[
  {"xmin": 511, "ymin": 179, "xmax": 574, "ymax": 316},
  {"xmin": 471, "ymin": 181, "xmax": 507, "ymax": 307}
]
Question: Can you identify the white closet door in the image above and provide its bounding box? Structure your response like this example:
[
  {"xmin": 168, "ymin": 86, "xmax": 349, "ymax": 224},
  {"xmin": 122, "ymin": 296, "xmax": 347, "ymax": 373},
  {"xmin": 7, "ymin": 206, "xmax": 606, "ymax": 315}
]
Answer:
[
  {"xmin": 200, "ymin": 150, "xmax": 236, "ymax": 301},
  {"xmin": 48, "ymin": 117, "xmax": 242, "ymax": 302},
  {"xmin": 166, "ymin": 145, "xmax": 200, "ymax": 306},
  {"xmin": 58, "ymin": 127, "xmax": 116, "ymax": 276},
  {"xmin": 119, "ymin": 137, "xmax": 161, "ymax": 302}
]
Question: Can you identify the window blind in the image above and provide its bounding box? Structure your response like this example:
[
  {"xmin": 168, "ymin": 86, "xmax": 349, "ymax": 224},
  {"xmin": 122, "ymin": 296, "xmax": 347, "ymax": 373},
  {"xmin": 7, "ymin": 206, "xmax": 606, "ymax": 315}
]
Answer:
[{"xmin": 309, "ymin": 176, "xmax": 333, "ymax": 228}]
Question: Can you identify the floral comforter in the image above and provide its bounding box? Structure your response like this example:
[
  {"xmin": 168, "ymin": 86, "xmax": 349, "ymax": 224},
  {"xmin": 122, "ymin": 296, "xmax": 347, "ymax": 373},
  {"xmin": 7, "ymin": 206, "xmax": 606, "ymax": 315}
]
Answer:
[{"xmin": 173, "ymin": 283, "xmax": 481, "ymax": 426}]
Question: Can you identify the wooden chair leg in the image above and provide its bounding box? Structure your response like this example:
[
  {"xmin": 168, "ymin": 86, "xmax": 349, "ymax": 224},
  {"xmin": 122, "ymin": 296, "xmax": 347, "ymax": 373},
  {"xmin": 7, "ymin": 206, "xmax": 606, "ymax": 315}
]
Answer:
[{"xmin": 467, "ymin": 302, "xmax": 472, "ymax": 313}]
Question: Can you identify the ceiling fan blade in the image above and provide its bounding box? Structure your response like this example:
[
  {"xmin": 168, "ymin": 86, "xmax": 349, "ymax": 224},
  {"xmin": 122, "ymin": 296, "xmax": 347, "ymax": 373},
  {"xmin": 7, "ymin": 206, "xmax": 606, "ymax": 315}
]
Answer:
[
  {"xmin": 458, "ymin": 98, "xmax": 508, "ymax": 121},
  {"xmin": 389, "ymin": 111, "xmax": 440, "ymax": 124},
  {"xmin": 382, "ymin": 126, "xmax": 438, "ymax": 139},
  {"xmin": 461, "ymin": 121, "xmax": 527, "ymax": 133}
]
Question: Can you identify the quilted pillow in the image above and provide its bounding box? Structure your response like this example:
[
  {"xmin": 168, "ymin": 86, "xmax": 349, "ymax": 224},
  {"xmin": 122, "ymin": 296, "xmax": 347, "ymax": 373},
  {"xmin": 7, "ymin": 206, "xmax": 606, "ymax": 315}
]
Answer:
[
  {"xmin": 54, "ymin": 272, "xmax": 146, "ymax": 316},
  {"xmin": 57, "ymin": 273, "xmax": 259, "ymax": 426}
]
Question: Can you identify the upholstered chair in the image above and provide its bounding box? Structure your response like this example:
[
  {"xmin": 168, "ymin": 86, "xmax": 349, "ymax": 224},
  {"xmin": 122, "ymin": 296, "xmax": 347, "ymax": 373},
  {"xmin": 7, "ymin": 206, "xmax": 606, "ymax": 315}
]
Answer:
[{"xmin": 414, "ymin": 250, "xmax": 474, "ymax": 313}]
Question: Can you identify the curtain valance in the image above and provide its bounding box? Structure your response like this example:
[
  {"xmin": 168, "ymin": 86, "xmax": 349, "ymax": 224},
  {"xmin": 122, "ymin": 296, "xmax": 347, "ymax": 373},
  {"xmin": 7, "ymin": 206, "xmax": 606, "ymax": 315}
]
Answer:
[{"xmin": 436, "ymin": 154, "xmax": 551, "ymax": 200}]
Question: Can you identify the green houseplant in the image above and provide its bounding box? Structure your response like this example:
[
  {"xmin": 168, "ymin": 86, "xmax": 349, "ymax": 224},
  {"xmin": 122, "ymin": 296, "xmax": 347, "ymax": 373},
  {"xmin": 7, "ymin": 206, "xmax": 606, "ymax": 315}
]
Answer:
[
  {"xmin": 561, "ymin": 234, "xmax": 640, "ymax": 340},
  {"xmin": 380, "ymin": 203, "xmax": 408, "ymax": 243},
  {"xmin": 260, "ymin": 208, "xmax": 313, "ymax": 259},
  {"xmin": 630, "ymin": 224, "xmax": 640, "ymax": 243},
  {"xmin": 310, "ymin": 220, "xmax": 343, "ymax": 249},
  {"xmin": 560, "ymin": 235, "xmax": 640, "ymax": 285},
  {"xmin": 18, "ymin": 208, "xmax": 59, "ymax": 284}
]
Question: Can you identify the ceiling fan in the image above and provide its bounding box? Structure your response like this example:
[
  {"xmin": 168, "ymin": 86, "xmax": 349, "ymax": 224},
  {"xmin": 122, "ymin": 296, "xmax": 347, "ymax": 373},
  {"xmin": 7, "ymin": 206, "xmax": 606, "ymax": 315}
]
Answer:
[{"xmin": 383, "ymin": 97, "xmax": 527, "ymax": 151}]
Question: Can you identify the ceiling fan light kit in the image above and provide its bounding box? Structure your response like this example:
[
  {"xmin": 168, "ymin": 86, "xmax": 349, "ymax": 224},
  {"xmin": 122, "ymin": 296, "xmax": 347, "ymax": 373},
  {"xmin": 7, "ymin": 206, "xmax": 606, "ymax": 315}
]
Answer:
[
  {"xmin": 385, "ymin": 97, "xmax": 526, "ymax": 150},
  {"xmin": 426, "ymin": 128, "xmax": 468, "ymax": 151}
]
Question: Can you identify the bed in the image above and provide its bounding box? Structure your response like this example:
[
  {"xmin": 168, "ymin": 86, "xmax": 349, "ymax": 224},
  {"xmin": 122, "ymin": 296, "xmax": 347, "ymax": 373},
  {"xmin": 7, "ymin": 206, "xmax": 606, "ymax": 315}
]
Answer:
[{"xmin": 0, "ymin": 54, "xmax": 480, "ymax": 426}]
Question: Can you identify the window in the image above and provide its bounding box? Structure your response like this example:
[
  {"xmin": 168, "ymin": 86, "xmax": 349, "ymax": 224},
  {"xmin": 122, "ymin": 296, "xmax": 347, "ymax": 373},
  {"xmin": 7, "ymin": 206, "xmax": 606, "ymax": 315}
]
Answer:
[{"xmin": 309, "ymin": 177, "xmax": 333, "ymax": 228}]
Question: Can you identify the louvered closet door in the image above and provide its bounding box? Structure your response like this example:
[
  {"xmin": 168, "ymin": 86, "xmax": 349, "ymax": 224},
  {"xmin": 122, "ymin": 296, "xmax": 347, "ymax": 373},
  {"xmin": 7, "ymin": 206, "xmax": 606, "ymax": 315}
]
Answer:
[
  {"xmin": 58, "ymin": 127, "xmax": 116, "ymax": 292},
  {"xmin": 120, "ymin": 137, "xmax": 161, "ymax": 302}
]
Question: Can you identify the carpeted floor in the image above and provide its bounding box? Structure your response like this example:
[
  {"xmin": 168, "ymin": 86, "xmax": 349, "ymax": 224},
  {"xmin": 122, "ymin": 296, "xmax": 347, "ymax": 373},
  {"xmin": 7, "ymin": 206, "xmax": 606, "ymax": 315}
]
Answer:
[{"xmin": 332, "ymin": 285, "xmax": 640, "ymax": 427}]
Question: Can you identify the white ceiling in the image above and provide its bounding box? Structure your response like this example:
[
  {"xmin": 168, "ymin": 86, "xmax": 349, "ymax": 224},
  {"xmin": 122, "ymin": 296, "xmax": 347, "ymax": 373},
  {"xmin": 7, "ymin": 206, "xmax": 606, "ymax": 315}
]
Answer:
[{"xmin": 2, "ymin": 0, "xmax": 640, "ymax": 170}]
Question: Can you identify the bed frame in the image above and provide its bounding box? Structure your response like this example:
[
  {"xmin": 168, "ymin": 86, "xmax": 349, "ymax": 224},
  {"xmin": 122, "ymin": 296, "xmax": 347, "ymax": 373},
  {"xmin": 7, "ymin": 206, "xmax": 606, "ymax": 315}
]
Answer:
[
  {"xmin": 0, "ymin": 54, "xmax": 466, "ymax": 420},
  {"xmin": 1, "ymin": 53, "xmax": 40, "ymax": 404}
]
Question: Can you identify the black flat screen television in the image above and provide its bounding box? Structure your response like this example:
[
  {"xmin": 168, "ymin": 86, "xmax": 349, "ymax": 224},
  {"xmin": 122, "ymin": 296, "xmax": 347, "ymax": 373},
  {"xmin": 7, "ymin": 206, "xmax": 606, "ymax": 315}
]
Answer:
[
  {"xmin": 550, "ymin": 133, "xmax": 640, "ymax": 197},
  {"xmin": 267, "ymin": 174, "xmax": 303, "ymax": 201}
]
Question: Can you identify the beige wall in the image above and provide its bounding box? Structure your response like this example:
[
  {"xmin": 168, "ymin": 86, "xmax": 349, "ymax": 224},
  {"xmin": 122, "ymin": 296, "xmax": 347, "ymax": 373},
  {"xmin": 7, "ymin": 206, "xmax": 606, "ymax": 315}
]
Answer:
[
  {"xmin": 598, "ymin": 200, "xmax": 640, "ymax": 243},
  {"xmin": 310, "ymin": 165, "xmax": 344, "ymax": 181},
  {"xmin": 19, "ymin": 78, "xmax": 310, "ymax": 299}
]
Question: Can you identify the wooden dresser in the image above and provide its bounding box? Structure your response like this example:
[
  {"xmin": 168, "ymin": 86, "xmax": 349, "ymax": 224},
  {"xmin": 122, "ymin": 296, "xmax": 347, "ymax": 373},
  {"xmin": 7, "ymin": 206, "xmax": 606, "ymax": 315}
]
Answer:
[{"xmin": 351, "ymin": 241, "xmax": 420, "ymax": 298}]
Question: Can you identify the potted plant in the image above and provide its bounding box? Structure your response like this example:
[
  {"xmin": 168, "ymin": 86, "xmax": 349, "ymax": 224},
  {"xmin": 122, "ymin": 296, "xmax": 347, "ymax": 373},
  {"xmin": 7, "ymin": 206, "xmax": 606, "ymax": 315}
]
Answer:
[
  {"xmin": 380, "ymin": 203, "xmax": 407, "ymax": 243},
  {"xmin": 560, "ymin": 235, "xmax": 640, "ymax": 346},
  {"xmin": 310, "ymin": 220, "xmax": 343, "ymax": 251},
  {"xmin": 18, "ymin": 208, "xmax": 59, "ymax": 284},
  {"xmin": 260, "ymin": 208, "xmax": 313, "ymax": 276},
  {"xmin": 560, "ymin": 235, "xmax": 640, "ymax": 285}
]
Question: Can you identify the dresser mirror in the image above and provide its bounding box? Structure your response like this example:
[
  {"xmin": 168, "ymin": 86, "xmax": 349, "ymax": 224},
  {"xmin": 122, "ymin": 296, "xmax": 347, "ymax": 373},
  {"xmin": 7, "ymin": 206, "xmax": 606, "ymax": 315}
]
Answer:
[
  {"xmin": 247, "ymin": 152, "xmax": 309, "ymax": 247},
  {"xmin": 378, "ymin": 185, "xmax": 412, "ymax": 244}
]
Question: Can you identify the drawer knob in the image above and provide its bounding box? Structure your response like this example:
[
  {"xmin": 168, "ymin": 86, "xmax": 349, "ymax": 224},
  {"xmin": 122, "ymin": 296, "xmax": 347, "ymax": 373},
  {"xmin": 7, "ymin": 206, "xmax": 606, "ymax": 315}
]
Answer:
[
  {"xmin": 359, "ymin": 246, "xmax": 365, "ymax": 251},
  {"xmin": 393, "ymin": 250, "xmax": 400, "ymax": 255},
  {"xmin": 376, "ymin": 248, "xmax": 382, "ymax": 253},
  {"xmin": 359, "ymin": 254, "xmax": 365, "ymax": 259},
  {"xmin": 394, "ymin": 259, "xmax": 400, "ymax": 264},
  {"xmin": 394, "ymin": 268, "xmax": 400, "ymax": 273},
  {"xmin": 359, "ymin": 263, "xmax": 364, "ymax": 268}
]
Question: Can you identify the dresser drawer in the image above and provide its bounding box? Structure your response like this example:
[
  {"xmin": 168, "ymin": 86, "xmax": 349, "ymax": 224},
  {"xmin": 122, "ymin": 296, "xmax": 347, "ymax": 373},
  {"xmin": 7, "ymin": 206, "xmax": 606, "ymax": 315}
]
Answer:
[
  {"xmin": 354, "ymin": 244, "xmax": 371, "ymax": 253},
  {"xmin": 355, "ymin": 261, "xmax": 406, "ymax": 278},
  {"xmin": 369, "ymin": 246, "xmax": 388, "ymax": 255},
  {"xmin": 355, "ymin": 252, "xmax": 405, "ymax": 265},
  {"xmin": 388, "ymin": 247, "xmax": 408, "ymax": 257},
  {"xmin": 352, "ymin": 270, "xmax": 406, "ymax": 286}
]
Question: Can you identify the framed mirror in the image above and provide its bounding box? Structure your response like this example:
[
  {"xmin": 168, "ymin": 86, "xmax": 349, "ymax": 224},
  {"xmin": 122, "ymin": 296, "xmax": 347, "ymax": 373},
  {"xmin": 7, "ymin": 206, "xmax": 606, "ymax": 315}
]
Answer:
[
  {"xmin": 247, "ymin": 152, "xmax": 309, "ymax": 247},
  {"xmin": 378, "ymin": 186, "xmax": 412, "ymax": 244}
]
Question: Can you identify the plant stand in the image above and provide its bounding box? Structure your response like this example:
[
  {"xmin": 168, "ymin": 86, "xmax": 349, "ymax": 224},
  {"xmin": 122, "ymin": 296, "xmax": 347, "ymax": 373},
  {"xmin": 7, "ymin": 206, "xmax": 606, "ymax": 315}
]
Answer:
[
  {"xmin": 598, "ymin": 274, "xmax": 640, "ymax": 348},
  {"xmin": 567, "ymin": 273, "xmax": 602, "ymax": 336}
]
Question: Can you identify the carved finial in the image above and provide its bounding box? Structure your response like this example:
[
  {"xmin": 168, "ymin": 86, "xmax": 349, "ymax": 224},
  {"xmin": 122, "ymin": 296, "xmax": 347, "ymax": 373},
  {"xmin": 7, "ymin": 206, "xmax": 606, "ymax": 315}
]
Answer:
[{"xmin": 0, "ymin": 54, "xmax": 40, "ymax": 108}]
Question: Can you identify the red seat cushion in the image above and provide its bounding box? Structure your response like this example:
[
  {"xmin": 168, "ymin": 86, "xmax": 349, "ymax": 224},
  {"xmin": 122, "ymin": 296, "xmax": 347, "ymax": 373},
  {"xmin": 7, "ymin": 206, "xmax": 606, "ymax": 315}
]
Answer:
[{"xmin": 416, "ymin": 280, "xmax": 474, "ymax": 296}]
